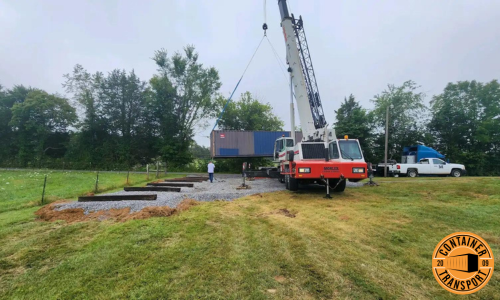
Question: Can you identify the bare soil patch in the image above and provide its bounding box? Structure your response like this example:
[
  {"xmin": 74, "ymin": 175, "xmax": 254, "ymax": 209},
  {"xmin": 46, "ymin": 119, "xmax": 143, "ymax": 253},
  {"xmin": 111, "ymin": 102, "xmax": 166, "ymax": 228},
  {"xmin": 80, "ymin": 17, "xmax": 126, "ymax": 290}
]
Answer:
[
  {"xmin": 35, "ymin": 199, "xmax": 199, "ymax": 224},
  {"xmin": 277, "ymin": 208, "xmax": 296, "ymax": 218}
]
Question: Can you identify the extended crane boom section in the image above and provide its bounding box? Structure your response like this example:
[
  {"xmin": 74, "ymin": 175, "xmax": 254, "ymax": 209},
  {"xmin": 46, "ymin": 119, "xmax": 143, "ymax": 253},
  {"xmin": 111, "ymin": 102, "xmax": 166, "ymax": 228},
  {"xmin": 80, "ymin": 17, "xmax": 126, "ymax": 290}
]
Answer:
[
  {"xmin": 292, "ymin": 16, "xmax": 327, "ymax": 131},
  {"xmin": 279, "ymin": 0, "xmax": 323, "ymax": 141}
]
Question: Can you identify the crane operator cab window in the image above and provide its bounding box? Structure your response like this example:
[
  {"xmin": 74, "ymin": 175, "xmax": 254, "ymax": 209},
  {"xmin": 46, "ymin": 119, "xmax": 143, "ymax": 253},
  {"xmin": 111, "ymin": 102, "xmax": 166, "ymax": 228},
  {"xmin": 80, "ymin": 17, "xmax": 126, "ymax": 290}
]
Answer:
[
  {"xmin": 274, "ymin": 138, "xmax": 295, "ymax": 159},
  {"xmin": 338, "ymin": 140, "xmax": 363, "ymax": 160},
  {"xmin": 274, "ymin": 139, "xmax": 283, "ymax": 159},
  {"xmin": 328, "ymin": 141, "xmax": 340, "ymax": 159}
]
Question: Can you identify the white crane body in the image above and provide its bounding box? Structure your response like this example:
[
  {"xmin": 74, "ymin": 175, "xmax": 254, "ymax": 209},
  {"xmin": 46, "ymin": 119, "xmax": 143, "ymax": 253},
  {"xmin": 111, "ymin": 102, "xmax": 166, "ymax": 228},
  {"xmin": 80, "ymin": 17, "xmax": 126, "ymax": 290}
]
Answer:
[{"xmin": 270, "ymin": 0, "xmax": 368, "ymax": 193}]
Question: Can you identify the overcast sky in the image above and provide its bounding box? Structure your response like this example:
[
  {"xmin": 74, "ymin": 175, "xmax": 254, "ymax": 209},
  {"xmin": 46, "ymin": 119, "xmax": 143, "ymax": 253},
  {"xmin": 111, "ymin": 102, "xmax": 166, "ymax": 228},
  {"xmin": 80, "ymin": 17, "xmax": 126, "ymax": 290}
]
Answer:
[{"xmin": 1, "ymin": 0, "xmax": 500, "ymax": 147}]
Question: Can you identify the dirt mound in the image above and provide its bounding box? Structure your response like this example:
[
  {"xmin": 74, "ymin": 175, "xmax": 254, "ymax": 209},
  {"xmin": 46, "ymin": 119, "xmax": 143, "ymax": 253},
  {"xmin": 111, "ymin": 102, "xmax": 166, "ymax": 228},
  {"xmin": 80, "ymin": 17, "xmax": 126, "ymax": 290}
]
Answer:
[
  {"xmin": 277, "ymin": 208, "xmax": 296, "ymax": 218},
  {"xmin": 35, "ymin": 199, "xmax": 200, "ymax": 224},
  {"xmin": 176, "ymin": 198, "xmax": 199, "ymax": 212}
]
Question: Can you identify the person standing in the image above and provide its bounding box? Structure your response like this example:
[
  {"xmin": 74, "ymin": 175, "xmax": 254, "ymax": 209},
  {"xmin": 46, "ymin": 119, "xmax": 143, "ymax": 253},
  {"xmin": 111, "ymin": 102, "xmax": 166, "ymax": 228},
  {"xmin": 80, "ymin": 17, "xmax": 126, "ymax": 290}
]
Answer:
[{"xmin": 207, "ymin": 161, "xmax": 215, "ymax": 183}]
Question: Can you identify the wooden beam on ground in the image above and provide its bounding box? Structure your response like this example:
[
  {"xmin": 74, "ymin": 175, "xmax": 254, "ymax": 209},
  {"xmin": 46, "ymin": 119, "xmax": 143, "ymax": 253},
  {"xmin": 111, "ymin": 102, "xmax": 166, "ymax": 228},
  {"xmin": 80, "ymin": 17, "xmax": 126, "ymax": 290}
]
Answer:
[
  {"xmin": 78, "ymin": 194, "xmax": 157, "ymax": 202},
  {"xmin": 164, "ymin": 177, "xmax": 208, "ymax": 182},
  {"xmin": 147, "ymin": 182, "xmax": 194, "ymax": 187},
  {"xmin": 124, "ymin": 186, "xmax": 181, "ymax": 192}
]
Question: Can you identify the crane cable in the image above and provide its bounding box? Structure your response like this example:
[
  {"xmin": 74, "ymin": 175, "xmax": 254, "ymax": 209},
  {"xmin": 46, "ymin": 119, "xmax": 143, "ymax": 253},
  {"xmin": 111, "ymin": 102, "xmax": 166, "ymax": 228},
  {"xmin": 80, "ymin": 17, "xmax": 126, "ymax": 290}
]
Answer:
[
  {"xmin": 211, "ymin": 35, "xmax": 266, "ymax": 132},
  {"xmin": 212, "ymin": 0, "xmax": 295, "ymax": 132}
]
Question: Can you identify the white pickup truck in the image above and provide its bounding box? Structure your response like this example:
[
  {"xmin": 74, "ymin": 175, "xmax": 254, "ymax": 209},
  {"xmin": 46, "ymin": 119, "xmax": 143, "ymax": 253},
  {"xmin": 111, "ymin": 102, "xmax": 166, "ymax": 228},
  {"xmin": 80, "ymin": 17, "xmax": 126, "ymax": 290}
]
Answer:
[{"xmin": 389, "ymin": 158, "xmax": 466, "ymax": 177}]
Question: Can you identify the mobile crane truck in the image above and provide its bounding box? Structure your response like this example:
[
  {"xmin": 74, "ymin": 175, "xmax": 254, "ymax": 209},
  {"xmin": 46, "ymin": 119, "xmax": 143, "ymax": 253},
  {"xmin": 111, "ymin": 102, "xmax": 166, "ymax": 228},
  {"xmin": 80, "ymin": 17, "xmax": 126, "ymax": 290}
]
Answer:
[{"xmin": 248, "ymin": 0, "xmax": 368, "ymax": 196}]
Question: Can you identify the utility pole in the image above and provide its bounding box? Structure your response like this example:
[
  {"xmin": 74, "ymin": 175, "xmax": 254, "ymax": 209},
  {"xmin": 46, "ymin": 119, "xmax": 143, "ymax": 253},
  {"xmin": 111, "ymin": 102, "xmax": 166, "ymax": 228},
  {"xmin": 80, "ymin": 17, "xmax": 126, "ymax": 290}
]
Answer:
[{"xmin": 384, "ymin": 105, "xmax": 389, "ymax": 177}]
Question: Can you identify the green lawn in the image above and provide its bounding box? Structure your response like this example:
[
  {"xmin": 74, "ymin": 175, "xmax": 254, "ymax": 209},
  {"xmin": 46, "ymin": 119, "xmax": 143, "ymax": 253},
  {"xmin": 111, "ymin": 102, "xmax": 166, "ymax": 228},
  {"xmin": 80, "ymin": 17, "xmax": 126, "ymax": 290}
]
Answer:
[
  {"xmin": 0, "ymin": 174, "xmax": 499, "ymax": 299},
  {"xmin": 0, "ymin": 170, "xmax": 180, "ymax": 213}
]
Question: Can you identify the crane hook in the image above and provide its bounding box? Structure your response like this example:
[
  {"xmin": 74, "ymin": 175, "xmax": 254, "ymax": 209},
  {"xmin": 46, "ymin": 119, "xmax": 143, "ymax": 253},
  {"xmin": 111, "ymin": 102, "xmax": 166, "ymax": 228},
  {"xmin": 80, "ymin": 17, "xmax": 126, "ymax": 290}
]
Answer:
[{"xmin": 262, "ymin": 23, "xmax": 268, "ymax": 36}]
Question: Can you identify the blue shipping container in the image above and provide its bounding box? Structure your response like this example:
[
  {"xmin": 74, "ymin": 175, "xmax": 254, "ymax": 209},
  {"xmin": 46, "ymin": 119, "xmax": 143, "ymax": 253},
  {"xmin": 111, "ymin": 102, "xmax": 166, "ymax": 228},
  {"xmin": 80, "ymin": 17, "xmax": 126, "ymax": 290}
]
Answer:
[{"xmin": 211, "ymin": 130, "xmax": 302, "ymax": 158}]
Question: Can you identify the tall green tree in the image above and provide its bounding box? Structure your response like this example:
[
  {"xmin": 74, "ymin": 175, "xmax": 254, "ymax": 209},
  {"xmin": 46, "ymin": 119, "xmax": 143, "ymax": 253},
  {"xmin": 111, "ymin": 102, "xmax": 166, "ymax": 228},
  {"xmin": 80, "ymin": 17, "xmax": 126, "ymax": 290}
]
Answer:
[
  {"xmin": 63, "ymin": 65, "xmax": 109, "ymax": 168},
  {"xmin": 371, "ymin": 80, "xmax": 428, "ymax": 162},
  {"xmin": 334, "ymin": 94, "xmax": 375, "ymax": 162},
  {"xmin": 429, "ymin": 80, "xmax": 500, "ymax": 175},
  {"xmin": 0, "ymin": 85, "xmax": 36, "ymax": 165},
  {"xmin": 10, "ymin": 90, "xmax": 76, "ymax": 166},
  {"xmin": 100, "ymin": 69, "xmax": 147, "ymax": 166},
  {"xmin": 216, "ymin": 92, "xmax": 284, "ymax": 131},
  {"xmin": 151, "ymin": 45, "xmax": 221, "ymax": 166}
]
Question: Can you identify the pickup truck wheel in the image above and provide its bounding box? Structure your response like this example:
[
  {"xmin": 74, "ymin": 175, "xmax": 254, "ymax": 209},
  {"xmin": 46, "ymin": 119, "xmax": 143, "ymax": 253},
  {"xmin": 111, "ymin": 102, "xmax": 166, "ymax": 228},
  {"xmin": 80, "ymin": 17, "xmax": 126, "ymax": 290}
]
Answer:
[
  {"xmin": 451, "ymin": 169, "xmax": 462, "ymax": 177},
  {"xmin": 407, "ymin": 169, "xmax": 418, "ymax": 178}
]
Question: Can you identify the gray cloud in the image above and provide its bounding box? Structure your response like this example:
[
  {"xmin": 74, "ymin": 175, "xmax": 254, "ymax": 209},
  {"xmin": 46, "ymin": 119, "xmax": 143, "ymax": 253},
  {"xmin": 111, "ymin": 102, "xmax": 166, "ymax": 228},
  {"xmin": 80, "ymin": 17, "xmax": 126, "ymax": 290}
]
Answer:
[{"xmin": 1, "ymin": 0, "xmax": 499, "ymax": 147}]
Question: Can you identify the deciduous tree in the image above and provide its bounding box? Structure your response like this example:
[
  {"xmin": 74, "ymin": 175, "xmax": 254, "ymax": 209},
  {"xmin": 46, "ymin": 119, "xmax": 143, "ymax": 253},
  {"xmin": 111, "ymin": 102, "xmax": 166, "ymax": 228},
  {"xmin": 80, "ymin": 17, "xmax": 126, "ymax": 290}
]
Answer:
[
  {"xmin": 10, "ymin": 90, "xmax": 76, "ymax": 166},
  {"xmin": 371, "ymin": 80, "xmax": 428, "ymax": 162},
  {"xmin": 217, "ymin": 92, "xmax": 284, "ymax": 131},
  {"xmin": 429, "ymin": 80, "xmax": 500, "ymax": 175},
  {"xmin": 334, "ymin": 94, "xmax": 375, "ymax": 162}
]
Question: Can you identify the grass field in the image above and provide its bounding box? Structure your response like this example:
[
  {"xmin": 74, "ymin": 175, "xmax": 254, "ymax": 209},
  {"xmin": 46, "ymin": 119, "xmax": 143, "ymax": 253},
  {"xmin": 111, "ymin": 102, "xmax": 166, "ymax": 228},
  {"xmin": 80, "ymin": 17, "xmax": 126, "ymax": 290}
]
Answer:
[
  {"xmin": 0, "ymin": 173, "xmax": 499, "ymax": 299},
  {"xmin": 0, "ymin": 170, "xmax": 180, "ymax": 213}
]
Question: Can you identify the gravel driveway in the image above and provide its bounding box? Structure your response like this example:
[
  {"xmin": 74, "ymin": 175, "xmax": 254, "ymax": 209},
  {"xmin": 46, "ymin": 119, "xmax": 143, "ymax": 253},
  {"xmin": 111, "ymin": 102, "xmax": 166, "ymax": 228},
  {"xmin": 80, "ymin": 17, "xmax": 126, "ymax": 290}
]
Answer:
[
  {"xmin": 55, "ymin": 175, "xmax": 284, "ymax": 213},
  {"xmin": 55, "ymin": 174, "xmax": 364, "ymax": 214}
]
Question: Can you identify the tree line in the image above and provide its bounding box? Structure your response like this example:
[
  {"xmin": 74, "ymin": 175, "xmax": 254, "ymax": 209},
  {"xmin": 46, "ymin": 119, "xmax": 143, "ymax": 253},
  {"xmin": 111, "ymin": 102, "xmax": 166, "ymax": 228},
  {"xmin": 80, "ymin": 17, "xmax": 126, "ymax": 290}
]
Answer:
[
  {"xmin": 334, "ymin": 80, "xmax": 500, "ymax": 176},
  {"xmin": 1, "ymin": 45, "xmax": 498, "ymax": 175},
  {"xmin": 0, "ymin": 46, "xmax": 222, "ymax": 170}
]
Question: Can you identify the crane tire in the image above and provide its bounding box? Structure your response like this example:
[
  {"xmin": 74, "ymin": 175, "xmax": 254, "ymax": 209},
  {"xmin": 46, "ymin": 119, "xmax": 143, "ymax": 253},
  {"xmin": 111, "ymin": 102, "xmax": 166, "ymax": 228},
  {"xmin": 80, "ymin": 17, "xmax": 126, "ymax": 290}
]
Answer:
[
  {"xmin": 329, "ymin": 179, "xmax": 346, "ymax": 192},
  {"xmin": 289, "ymin": 177, "xmax": 299, "ymax": 191}
]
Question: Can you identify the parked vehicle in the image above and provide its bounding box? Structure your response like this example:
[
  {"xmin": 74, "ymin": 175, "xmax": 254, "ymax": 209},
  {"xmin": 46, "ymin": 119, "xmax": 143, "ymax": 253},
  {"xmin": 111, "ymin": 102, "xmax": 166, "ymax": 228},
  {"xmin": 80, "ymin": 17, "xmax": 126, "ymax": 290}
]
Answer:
[
  {"xmin": 401, "ymin": 145, "xmax": 445, "ymax": 163},
  {"xmin": 389, "ymin": 158, "xmax": 466, "ymax": 177}
]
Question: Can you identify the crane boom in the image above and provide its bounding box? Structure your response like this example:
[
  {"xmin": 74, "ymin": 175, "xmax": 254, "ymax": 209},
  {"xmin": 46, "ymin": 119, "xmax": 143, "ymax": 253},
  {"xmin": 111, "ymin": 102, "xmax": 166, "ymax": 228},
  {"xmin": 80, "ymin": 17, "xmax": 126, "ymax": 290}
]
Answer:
[{"xmin": 278, "ymin": 0, "xmax": 327, "ymax": 141}]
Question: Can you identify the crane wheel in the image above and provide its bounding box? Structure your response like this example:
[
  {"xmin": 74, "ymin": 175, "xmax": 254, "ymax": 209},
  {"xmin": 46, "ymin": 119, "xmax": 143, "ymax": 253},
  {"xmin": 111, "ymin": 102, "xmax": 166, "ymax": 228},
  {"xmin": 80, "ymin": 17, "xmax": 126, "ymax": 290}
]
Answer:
[
  {"xmin": 329, "ymin": 179, "xmax": 346, "ymax": 192},
  {"xmin": 289, "ymin": 177, "xmax": 299, "ymax": 191}
]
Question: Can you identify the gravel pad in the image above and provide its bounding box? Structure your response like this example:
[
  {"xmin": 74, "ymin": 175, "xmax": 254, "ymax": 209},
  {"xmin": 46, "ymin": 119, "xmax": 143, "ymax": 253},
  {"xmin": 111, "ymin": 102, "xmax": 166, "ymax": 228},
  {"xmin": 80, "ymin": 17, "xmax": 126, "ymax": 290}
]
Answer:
[{"xmin": 55, "ymin": 175, "xmax": 364, "ymax": 214}]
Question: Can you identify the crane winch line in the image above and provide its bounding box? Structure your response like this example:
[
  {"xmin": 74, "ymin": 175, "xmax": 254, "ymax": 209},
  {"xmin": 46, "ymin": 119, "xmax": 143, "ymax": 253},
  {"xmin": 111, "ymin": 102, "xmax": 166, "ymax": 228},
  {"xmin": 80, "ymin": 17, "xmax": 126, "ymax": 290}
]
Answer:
[{"xmin": 211, "ymin": 35, "xmax": 265, "ymax": 132}]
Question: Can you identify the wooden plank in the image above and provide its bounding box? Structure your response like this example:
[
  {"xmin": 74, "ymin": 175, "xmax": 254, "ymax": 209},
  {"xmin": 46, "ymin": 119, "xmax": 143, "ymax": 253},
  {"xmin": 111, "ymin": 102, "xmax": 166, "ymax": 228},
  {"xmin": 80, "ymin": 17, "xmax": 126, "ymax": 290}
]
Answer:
[
  {"xmin": 164, "ymin": 178, "xmax": 207, "ymax": 182},
  {"xmin": 147, "ymin": 182, "xmax": 194, "ymax": 187},
  {"xmin": 124, "ymin": 186, "xmax": 181, "ymax": 192},
  {"xmin": 78, "ymin": 194, "xmax": 157, "ymax": 202}
]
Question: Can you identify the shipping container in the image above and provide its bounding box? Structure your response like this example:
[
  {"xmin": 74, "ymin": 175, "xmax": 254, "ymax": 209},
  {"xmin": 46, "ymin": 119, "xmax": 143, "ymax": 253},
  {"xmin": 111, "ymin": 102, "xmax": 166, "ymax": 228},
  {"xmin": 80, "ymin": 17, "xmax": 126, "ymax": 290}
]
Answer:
[{"xmin": 211, "ymin": 130, "xmax": 303, "ymax": 158}]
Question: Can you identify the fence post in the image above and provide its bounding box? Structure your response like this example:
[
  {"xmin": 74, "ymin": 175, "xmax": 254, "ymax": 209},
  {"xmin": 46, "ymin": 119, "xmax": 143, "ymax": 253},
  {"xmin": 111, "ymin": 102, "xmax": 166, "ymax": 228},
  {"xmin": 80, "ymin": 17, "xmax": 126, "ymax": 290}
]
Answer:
[
  {"xmin": 127, "ymin": 170, "xmax": 130, "ymax": 185},
  {"xmin": 41, "ymin": 175, "xmax": 47, "ymax": 205},
  {"xmin": 94, "ymin": 171, "xmax": 99, "ymax": 193},
  {"xmin": 156, "ymin": 161, "xmax": 159, "ymax": 179},
  {"xmin": 164, "ymin": 162, "xmax": 167, "ymax": 175},
  {"xmin": 147, "ymin": 164, "xmax": 149, "ymax": 180}
]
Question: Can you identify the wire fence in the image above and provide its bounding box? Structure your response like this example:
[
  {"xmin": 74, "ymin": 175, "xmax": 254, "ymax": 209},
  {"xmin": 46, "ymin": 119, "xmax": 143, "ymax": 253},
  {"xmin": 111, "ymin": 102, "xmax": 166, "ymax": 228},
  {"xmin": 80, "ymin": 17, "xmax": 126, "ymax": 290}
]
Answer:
[{"xmin": 0, "ymin": 167, "xmax": 179, "ymax": 210}]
